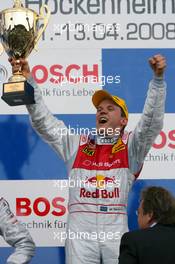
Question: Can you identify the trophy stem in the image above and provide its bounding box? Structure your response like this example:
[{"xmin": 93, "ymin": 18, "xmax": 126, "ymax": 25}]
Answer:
[
  {"xmin": 14, "ymin": 0, "xmax": 23, "ymax": 8},
  {"xmin": 8, "ymin": 72, "xmax": 26, "ymax": 82}
]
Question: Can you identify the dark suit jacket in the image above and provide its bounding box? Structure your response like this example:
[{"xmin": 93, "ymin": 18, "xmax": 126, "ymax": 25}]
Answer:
[{"xmin": 119, "ymin": 223, "xmax": 175, "ymax": 264}]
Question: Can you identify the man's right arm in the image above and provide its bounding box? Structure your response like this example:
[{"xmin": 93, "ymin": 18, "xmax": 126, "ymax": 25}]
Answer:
[
  {"xmin": 9, "ymin": 58, "xmax": 80, "ymax": 163},
  {"xmin": 26, "ymin": 76, "xmax": 80, "ymax": 162}
]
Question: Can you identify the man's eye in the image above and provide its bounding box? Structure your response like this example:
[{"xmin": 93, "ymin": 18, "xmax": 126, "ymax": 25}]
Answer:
[{"xmin": 108, "ymin": 107, "xmax": 114, "ymax": 111}]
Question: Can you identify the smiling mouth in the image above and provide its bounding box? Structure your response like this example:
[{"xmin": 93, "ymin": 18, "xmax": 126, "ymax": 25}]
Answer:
[{"xmin": 99, "ymin": 117, "xmax": 108, "ymax": 124}]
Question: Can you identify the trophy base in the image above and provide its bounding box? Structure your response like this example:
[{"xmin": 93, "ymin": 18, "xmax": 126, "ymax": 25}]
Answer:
[
  {"xmin": 1, "ymin": 80, "xmax": 35, "ymax": 106},
  {"xmin": 8, "ymin": 74, "xmax": 26, "ymax": 83}
]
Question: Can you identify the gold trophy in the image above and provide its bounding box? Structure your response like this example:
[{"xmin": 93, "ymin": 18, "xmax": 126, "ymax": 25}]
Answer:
[{"xmin": 0, "ymin": 0, "xmax": 50, "ymax": 106}]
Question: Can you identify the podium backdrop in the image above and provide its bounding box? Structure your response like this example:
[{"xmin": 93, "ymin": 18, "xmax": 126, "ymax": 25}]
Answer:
[{"xmin": 0, "ymin": 1, "xmax": 175, "ymax": 263}]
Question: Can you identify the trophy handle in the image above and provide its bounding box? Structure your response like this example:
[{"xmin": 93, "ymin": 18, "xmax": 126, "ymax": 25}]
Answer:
[
  {"xmin": 0, "ymin": 16, "xmax": 4, "ymax": 55},
  {"xmin": 0, "ymin": 43, "xmax": 4, "ymax": 56},
  {"xmin": 34, "ymin": 4, "xmax": 50, "ymax": 49}
]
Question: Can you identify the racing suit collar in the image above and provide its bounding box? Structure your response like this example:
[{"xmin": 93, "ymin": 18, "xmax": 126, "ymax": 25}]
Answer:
[{"xmin": 89, "ymin": 133, "xmax": 119, "ymax": 145}]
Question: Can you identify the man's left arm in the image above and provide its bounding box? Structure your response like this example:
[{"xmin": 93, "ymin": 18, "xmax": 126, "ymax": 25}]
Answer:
[{"xmin": 128, "ymin": 54, "xmax": 166, "ymax": 173}]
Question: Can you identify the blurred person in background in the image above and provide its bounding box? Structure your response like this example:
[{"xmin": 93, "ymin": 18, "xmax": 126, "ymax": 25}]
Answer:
[{"xmin": 0, "ymin": 197, "xmax": 35, "ymax": 264}]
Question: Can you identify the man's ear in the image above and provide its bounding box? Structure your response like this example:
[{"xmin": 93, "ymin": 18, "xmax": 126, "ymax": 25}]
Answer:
[
  {"xmin": 120, "ymin": 118, "xmax": 128, "ymax": 126},
  {"xmin": 147, "ymin": 212, "xmax": 154, "ymax": 224}
]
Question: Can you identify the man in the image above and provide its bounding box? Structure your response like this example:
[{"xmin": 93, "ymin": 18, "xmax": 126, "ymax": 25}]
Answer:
[
  {"xmin": 0, "ymin": 197, "xmax": 35, "ymax": 264},
  {"xmin": 9, "ymin": 54, "xmax": 166, "ymax": 264},
  {"xmin": 119, "ymin": 186, "xmax": 175, "ymax": 264}
]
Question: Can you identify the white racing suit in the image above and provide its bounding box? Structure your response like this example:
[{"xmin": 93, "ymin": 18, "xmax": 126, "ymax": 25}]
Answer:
[
  {"xmin": 27, "ymin": 76, "xmax": 166, "ymax": 264},
  {"xmin": 0, "ymin": 198, "xmax": 35, "ymax": 264}
]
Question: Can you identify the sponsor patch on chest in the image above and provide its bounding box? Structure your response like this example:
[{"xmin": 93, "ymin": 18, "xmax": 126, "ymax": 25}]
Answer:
[{"xmin": 82, "ymin": 146, "xmax": 95, "ymax": 156}]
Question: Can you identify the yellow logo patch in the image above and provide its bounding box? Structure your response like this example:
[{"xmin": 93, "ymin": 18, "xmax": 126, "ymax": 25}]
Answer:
[
  {"xmin": 112, "ymin": 137, "xmax": 125, "ymax": 154},
  {"xmin": 82, "ymin": 146, "xmax": 95, "ymax": 156}
]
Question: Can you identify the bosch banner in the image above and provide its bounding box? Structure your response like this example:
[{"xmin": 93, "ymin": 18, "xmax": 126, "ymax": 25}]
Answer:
[{"xmin": 0, "ymin": 1, "xmax": 175, "ymax": 263}]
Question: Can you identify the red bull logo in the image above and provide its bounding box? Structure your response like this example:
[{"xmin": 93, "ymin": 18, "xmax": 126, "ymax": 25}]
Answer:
[
  {"xmin": 85, "ymin": 176, "xmax": 97, "ymax": 185},
  {"xmin": 85, "ymin": 175, "xmax": 120, "ymax": 189},
  {"xmin": 81, "ymin": 175, "xmax": 120, "ymax": 198},
  {"xmin": 80, "ymin": 187, "xmax": 119, "ymax": 198}
]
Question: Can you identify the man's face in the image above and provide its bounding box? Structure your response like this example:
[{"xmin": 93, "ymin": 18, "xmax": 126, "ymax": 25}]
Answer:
[
  {"xmin": 96, "ymin": 99, "xmax": 127, "ymax": 136},
  {"xmin": 137, "ymin": 200, "xmax": 153, "ymax": 229}
]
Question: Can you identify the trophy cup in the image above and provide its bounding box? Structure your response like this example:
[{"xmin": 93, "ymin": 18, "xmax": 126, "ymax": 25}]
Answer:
[{"xmin": 0, "ymin": 0, "xmax": 50, "ymax": 106}]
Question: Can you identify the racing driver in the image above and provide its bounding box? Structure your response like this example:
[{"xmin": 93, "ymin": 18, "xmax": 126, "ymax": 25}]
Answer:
[{"xmin": 9, "ymin": 54, "xmax": 166, "ymax": 264}]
